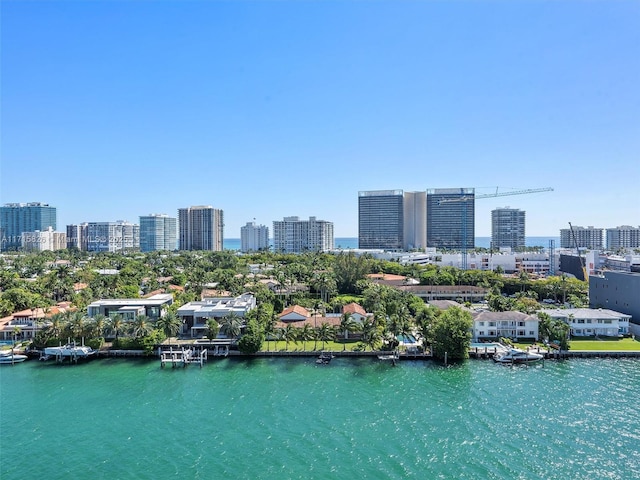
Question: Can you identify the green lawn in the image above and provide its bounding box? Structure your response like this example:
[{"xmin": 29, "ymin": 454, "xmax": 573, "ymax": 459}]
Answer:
[{"xmin": 569, "ymin": 337, "xmax": 640, "ymax": 351}]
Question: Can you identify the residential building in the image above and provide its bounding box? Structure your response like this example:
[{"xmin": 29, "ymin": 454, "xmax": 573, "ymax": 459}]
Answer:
[
  {"xmin": 178, "ymin": 205, "xmax": 224, "ymax": 251},
  {"xmin": 427, "ymin": 188, "xmax": 475, "ymax": 250},
  {"xmin": 403, "ymin": 191, "xmax": 427, "ymax": 250},
  {"xmin": 240, "ymin": 221, "xmax": 269, "ymax": 252},
  {"xmin": 0, "ymin": 302, "xmax": 75, "ymax": 341},
  {"xmin": 87, "ymin": 293, "xmax": 173, "ymax": 320},
  {"xmin": 544, "ymin": 307, "xmax": 630, "ymax": 337},
  {"xmin": 606, "ymin": 225, "xmax": 640, "ymax": 250},
  {"xmin": 0, "ymin": 202, "xmax": 57, "ymax": 251},
  {"xmin": 139, "ymin": 214, "xmax": 177, "ymax": 252},
  {"xmin": 66, "ymin": 223, "xmax": 88, "ymax": 250},
  {"xmin": 177, "ymin": 293, "xmax": 256, "ymax": 338},
  {"xmin": 491, "ymin": 207, "xmax": 525, "ymax": 250},
  {"xmin": 272, "ymin": 216, "xmax": 334, "ymax": 253},
  {"xmin": 21, "ymin": 226, "xmax": 67, "ymax": 251},
  {"xmin": 560, "ymin": 225, "xmax": 604, "ymax": 250},
  {"xmin": 472, "ymin": 311, "xmax": 539, "ymax": 341},
  {"xmin": 590, "ymin": 271, "xmax": 640, "ymax": 334},
  {"xmin": 85, "ymin": 221, "xmax": 140, "ymax": 252},
  {"xmin": 358, "ymin": 190, "xmax": 404, "ymax": 250}
]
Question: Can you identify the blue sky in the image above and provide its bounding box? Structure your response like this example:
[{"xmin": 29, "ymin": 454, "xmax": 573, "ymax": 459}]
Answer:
[{"xmin": 2, "ymin": 1, "xmax": 638, "ymax": 238}]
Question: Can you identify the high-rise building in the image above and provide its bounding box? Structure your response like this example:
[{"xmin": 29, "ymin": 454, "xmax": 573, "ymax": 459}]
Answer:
[
  {"xmin": 606, "ymin": 226, "xmax": 640, "ymax": 250},
  {"xmin": 560, "ymin": 226, "xmax": 603, "ymax": 250},
  {"xmin": 66, "ymin": 223, "xmax": 88, "ymax": 251},
  {"xmin": 403, "ymin": 191, "xmax": 427, "ymax": 251},
  {"xmin": 273, "ymin": 216, "xmax": 333, "ymax": 253},
  {"xmin": 0, "ymin": 202, "xmax": 57, "ymax": 251},
  {"xmin": 358, "ymin": 190, "xmax": 404, "ymax": 250},
  {"xmin": 491, "ymin": 207, "xmax": 525, "ymax": 250},
  {"xmin": 84, "ymin": 221, "xmax": 140, "ymax": 252},
  {"xmin": 139, "ymin": 214, "xmax": 177, "ymax": 252},
  {"xmin": 427, "ymin": 188, "xmax": 475, "ymax": 250},
  {"xmin": 178, "ymin": 206, "xmax": 224, "ymax": 251},
  {"xmin": 21, "ymin": 227, "xmax": 67, "ymax": 251},
  {"xmin": 240, "ymin": 221, "xmax": 269, "ymax": 253}
]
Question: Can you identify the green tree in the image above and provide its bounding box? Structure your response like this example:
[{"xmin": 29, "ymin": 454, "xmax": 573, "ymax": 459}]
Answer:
[
  {"xmin": 220, "ymin": 313, "xmax": 243, "ymax": 339},
  {"xmin": 205, "ymin": 318, "xmax": 220, "ymax": 340},
  {"xmin": 109, "ymin": 314, "xmax": 125, "ymax": 341},
  {"xmin": 339, "ymin": 312, "xmax": 357, "ymax": 350},
  {"xmin": 132, "ymin": 315, "xmax": 153, "ymax": 338},
  {"xmin": 298, "ymin": 323, "xmax": 314, "ymax": 351},
  {"xmin": 430, "ymin": 306, "xmax": 473, "ymax": 361},
  {"xmin": 360, "ymin": 318, "xmax": 381, "ymax": 351},
  {"xmin": 155, "ymin": 312, "xmax": 181, "ymax": 341},
  {"xmin": 237, "ymin": 318, "xmax": 264, "ymax": 354},
  {"xmin": 316, "ymin": 322, "xmax": 335, "ymax": 351}
]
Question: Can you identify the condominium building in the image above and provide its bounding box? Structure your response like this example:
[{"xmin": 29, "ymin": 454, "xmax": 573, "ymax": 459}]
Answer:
[
  {"xmin": 273, "ymin": 216, "xmax": 334, "ymax": 253},
  {"xmin": 560, "ymin": 226, "xmax": 604, "ymax": 250},
  {"xmin": 403, "ymin": 191, "xmax": 427, "ymax": 251},
  {"xmin": 358, "ymin": 190, "xmax": 404, "ymax": 250},
  {"xmin": 139, "ymin": 214, "xmax": 177, "ymax": 252},
  {"xmin": 178, "ymin": 206, "xmax": 224, "ymax": 251},
  {"xmin": 606, "ymin": 225, "xmax": 640, "ymax": 250},
  {"xmin": 240, "ymin": 221, "xmax": 269, "ymax": 252},
  {"xmin": 491, "ymin": 207, "xmax": 525, "ymax": 250},
  {"xmin": 0, "ymin": 202, "xmax": 57, "ymax": 251},
  {"xmin": 66, "ymin": 223, "xmax": 88, "ymax": 250},
  {"xmin": 84, "ymin": 221, "xmax": 140, "ymax": 252},
  {"xmin": 21, "ymin": 226, "xmax": 67, "ymax": 251},
  {"xmin": 427, "ymin": 188, "xmax": 475, "ymax": 250}
]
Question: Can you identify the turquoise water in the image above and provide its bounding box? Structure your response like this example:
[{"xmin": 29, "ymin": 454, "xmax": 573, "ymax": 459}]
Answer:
[{"xmin": 2, "ymin": 357, "xmax": 639, "ymax": 479}]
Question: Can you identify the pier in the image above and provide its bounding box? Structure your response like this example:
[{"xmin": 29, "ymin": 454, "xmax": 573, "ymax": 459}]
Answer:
[{"xmin": 159, "ymin": 347, "xmax": 208, "ymax": 368}]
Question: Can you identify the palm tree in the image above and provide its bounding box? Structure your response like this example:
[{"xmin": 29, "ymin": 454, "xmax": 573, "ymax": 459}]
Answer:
[
  {"xmin": 280, "ymin": 324, "xmax": 296, "ymax": 352},
  {"xmin": 339, "ymin": 312, "xmax": 357, "ymax": 350},
  {"xmin": 205, "ymin": 318, "xmax": 219, "ymax": 341},
  {"xmin": 156, "ymin": 312, "xmax": 182, "ymax": 342},
  {"xmin": 361, "ymin": 318, "xmax": 381, "ymax": 351},
  {"xmin": 109, "ymin": 314, "xmax": 125, "ymax": 341},
  {"xmin": 132, "ymin": 315, "xmax": 153, "ymax": 339},
  {"xmin": 298, "ymin": 324, "xmax": 314, "ymax": 352},
  {"xmin": 220, "ymin": 312, "xmax": 243, "ymax": 339},
  {"xmin": 89, "ymin": 314, "xmax": 107, "ymax": 339},
  {"xmin": 316, "ymin": 322, "xmax": 335, "ymax": 351}
]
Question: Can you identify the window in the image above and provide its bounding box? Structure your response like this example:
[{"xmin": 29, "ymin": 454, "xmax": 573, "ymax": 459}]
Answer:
[
  {"xmin": 489, "ymin": 322, "xmax": 496, "ymax": 326},
  {"xmin": 577, "ymin": 319, "xmax": 585, "ymax": 324},
  {"xmin": 478, "ymin": 321, "xmax": 485, "ymax": 326},
  {"xmin": 529, "ymin": 331, "xmax": 535, "ymax": 335},
  {"xmin": 518, "ymin": 322, "xmax": 525, "ymax": 327}
]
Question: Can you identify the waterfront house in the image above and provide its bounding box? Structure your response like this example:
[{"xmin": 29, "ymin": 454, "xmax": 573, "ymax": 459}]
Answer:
[
  {"xmin": 0, "ymin": 302, "xmax": 75, "ymax": 341},
  {"xmin": 542, "ymin": 307, "xmax": 630, "ymax": 337},
  {"xmin": 177, "ymin": 293, "xmax": 257, "ymax": 338},
  {"xmin": 472, "ymin": 310, "xmax": 539, "ymax": 341},
  {"xmin": 86, "ymin": 293, "xmax": 173, "ymax": 320}
]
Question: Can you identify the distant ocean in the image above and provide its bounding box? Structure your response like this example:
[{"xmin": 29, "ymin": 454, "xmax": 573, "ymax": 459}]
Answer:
[{"xmin": 223, "ymin": 237, "xmax": 560, "ymax": 251}]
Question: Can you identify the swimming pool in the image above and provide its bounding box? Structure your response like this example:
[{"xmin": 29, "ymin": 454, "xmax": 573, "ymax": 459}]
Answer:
[{"xmin": 397, "ymin": 334, "xmax": 418, "ymax": 344}]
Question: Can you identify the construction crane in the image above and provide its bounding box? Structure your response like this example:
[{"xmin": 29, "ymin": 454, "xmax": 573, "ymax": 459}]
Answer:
[
  {"xmin": 437, "ymin": 187, "xmax": 554, "ymax": 269},
  {"xmin": 568, "ymin": 222, "xmax": 588, "ymax": 281}
]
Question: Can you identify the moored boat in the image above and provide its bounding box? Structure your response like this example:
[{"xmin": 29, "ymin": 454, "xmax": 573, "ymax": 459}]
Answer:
[
  {"xmin": 42, "ymin": 342, "xmax": 96, "ymax": 360},
  {"xmin": 0, "ymin": 350, "xmax": 28, "ymax": 364},
  {"xmin": 493, "ymin": 347, "xmax": 543, "ymax": 364}
]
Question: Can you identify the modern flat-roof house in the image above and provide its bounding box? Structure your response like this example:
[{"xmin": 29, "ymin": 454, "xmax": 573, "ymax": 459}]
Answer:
[
  {"xmin": 86, "ymin": 293, "xmax": 173, "ymax": 320},
  {"xmin": 472, "ymin": 311, "xmax": 539, "ymax": 341},
  {"xmin": 543, "ymin": 307, "xmax": 630, "ymax": 337},
  {"xmin": 177, "ymin": 293, "xmax": 256, "ymax": 338}
]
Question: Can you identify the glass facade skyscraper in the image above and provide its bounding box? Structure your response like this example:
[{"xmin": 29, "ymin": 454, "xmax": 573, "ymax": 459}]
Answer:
[
  {"xmin": 140, "ymin": 214, "xmax": 177, "ymax": 252},
  {"xmin": 426, "ymin": 188, "xmax": 475, "ymax": 250},
  {"xmin": 358, "ymin": 190, "xmax": 404, "ymax": 250},
  {"xmin": 0, "ymin": 202, "xmax": 57, "ymax": 251}
]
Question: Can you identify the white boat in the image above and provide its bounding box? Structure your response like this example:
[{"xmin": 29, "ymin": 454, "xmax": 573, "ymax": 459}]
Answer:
[
  {"xmin": 493, "ymin": 347, "xmax": 543, "ymax": 364},
  {"xmin": 43, "ymin": 342, "xmax": 96, "ymax": 360},
  {"xmin": 0, "ymin": 350, "xmax": 28, "ymax": 364}
]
